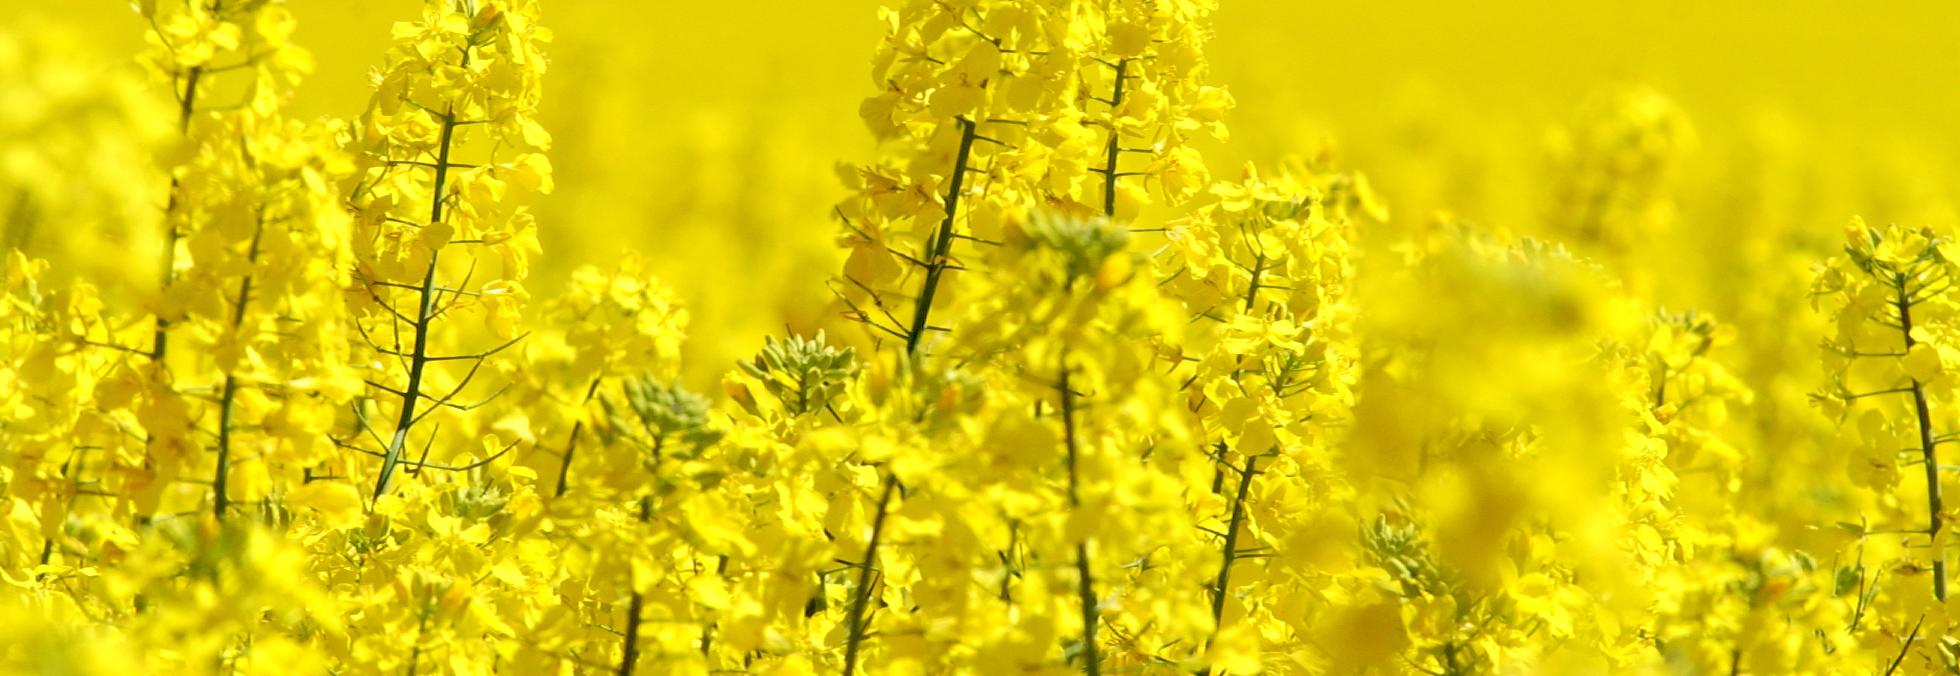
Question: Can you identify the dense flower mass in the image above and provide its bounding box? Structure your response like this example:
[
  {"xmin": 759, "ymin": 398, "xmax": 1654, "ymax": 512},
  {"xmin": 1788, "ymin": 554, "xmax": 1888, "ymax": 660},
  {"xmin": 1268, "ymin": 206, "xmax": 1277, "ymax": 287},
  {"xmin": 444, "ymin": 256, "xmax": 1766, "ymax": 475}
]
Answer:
[{"xmin": 2, "ymin": 0, "xmax": 1957, "ymax": 674}]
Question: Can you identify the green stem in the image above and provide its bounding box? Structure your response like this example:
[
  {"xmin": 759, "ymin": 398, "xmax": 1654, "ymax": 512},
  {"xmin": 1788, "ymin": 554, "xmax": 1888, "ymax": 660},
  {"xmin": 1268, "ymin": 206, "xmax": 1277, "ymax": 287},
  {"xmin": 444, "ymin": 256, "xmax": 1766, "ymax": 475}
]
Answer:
[
  {"xmin": 1074, "ymin": 542, "xmax": 1101, "ymax": 676},
  {"xmin": 152, "ymin": 63, "xmax": 206, "ymax": 362},
  {"xmin": 1896, "ymin": 280, "xmax": 1947, "ymax": 600},
  {"xmin": 700, "ymin": 555, "xmax": 729, "ymax": 658},
  {"xmin": 213, "ymin": 377, "xmax": 238, "ymax": 517},
  {"xmin": 553, "ymin": 377, "xmax": 604, "ymax": 498},
  {"xmin": 1100, "ymin": 59, "xmax": 1128, "ymax": 219},
  {"xmin": 903, "ymin": 118, "xmax": 978, "ymax": 355},
  {"xmin": 1242, "ymin": 253, "xmax": 1265, "ymax": 313},
  {"xmin": 845, "ymin": 72, "xmax": 981, "ymax": 676},
  {"xmin": 1882, "ymin": 613, "xmax": 1923, "ymax": 676},
  {"xmin": 1208, "ymin": 441, "xmax": 1229, "ymax": 494},
  {"xmin": 844, "ymin": 112, "xmax": 978, "ymax": 670},
  {"xmin": 1202, "ymin": 452, "xmax": 1260, "ymax": 676},
  {"xmin": 842, "ymin": 474, "xmax": 898, "ymax": 675},
  {"xmin": 404, "ymin": 612, "xmax": 427, "ymax": 676},
  {"xmin": 619, "ymin": 496, "xmax": 652, "ymax": 676},
  {"xmin": 374, "ymin": 105, "xmax": 458, "ymax": 499},
  {"xmin": 213, "ymin": 215, "xmax": 265, "ymax": 519},
  {"xmin": 1059, "ymin": 365, "xmax": 1100, "ymax": 676}
]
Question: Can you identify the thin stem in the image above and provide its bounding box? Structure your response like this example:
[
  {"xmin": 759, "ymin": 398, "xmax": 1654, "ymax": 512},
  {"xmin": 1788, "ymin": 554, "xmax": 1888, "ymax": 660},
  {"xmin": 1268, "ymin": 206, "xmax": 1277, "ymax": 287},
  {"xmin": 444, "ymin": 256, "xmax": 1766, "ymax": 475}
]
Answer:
[
  {"xmin": 903, "ymin": 118, "xmax": 979, "ymax": 355},
  {"xmin": 1100, "ymin": 59, "xmax": 1128, "ymax": 219},
  {"xmin": 842, "ymin": 474, "xmax": 898, "ymax": 675},
  {"xmin": 1202, "ymin": 452, "xmax": 1261, "ymax": 675},
  {"xmin": 1882, "ymin": 613, "xmax": 1924, "ymax": 676},
  {"xmin": 373, "ymin": 103, "xmax": 459, "ymax": 499},
  {"xmin": 554, "ymin": 377, "xmax": 604, "ymax": 498},
  {"xmin": 1060, "ymin": 364, "xmax": 1100, "ymax": 676},
  {"xmin": 1074, "ymin": 542, "xmax": 1100, "ymax": 676},
  {"xmin": 151, "ymin": 62, "xmax": 208, "ymax": 362},
  {"xmin": 1898, "ymin": 279, "xmax": 1948, "ymax": 600},
  {"xmin": 618, "ymin": 496, "xmax": 651, "ymax": 676},
  {"xmin": 1207, "ymin": 441, "xmax": 1228, "ymax": 493},
  {"xmin": 1652, "ymin": 361, "xmax": 1669, "ymax": 409},
  {"xmin": 1242, "ymin": 252, "xmax": 1265, "ymax": 313},
  {"xmin": 213, "ymin": 215, "xmax": 265, "ymax": 519},
  {"xmin": 213, "ymin": 377, "xmax": 238, "ymax": 518},
  {"xmin": 700, "ymin": 555, "xmax": 729, "ymax": 659}
]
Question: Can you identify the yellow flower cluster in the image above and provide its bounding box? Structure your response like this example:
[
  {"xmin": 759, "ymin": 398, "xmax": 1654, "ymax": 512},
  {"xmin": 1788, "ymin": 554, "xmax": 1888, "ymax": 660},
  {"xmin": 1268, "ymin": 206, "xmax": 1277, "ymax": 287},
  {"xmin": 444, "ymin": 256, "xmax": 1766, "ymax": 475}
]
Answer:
[{"xmin": 5, "ymin": 1, "xmax": 1960, "ymax": 674}]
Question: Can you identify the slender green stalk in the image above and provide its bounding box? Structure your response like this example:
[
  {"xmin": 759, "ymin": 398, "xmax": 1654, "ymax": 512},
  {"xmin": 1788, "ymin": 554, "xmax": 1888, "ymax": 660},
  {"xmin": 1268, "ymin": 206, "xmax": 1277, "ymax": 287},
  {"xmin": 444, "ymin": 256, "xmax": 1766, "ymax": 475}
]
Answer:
[
  {"xmin": 39, "ymin": 440, "xmax": 85, "ymax": 570},
  {"xmin": 1651, "ymin": 362, "xmax": 1669, "ymax": 409},
  {"xmin": 845, "ymin": 114, "xmax": 978, "ymax": 673},
  {"xmin": 1895, "ymin": 277, "xmax": 1946, "ymax": 600},
  {"xmin": 554, "ymin": 377, "xmax": 604, "ymax": 498},
  {"xmin": 616, "ymin": 578, "xmax": 646, "ymax": 675},
  {"xmin": 619, "ymin": 496, "xmax": 652, "ymax": 676},
  {"xmin": 213, "ymin": 377, "xmax": 238, "ymax": 516},
  {"xmin": 373, "ymin": 104, "xmax": 459, "ymax": 499},
  {"xmin": 903, "ymin": 117, "xmax": 978, "ymax": 355},
  {"xmin": 1202, "ymin": 452, "xmax": 1261, "ymax": 676},
  {"xmin": 1099, "ymin": 59, "xmax": 1129, "ymax": 219},
  {"xmin": 1073, "ymin": 541, "xmax": 1100, "ymax": 675},
  {"xmin": 213, "ymin": 215, "xmax": 265, "ymax": 519},
  {"xmin": 842, "ymin": 474, "xmax": 898, "ymax": 675},
  {"xmin": 153, "ymin": 0, "xmax": 228, "ymax": 360},
  {"xmin": 1072, "ymin": 77, "xmax": 1149, "ymax": 674},
  {"xmin": 404, "ymin": 612, "xmax": 428, "ymax": 676},
  {"xmin": 700, "ymin": 555, "xmax": 729, "ymax": 658},
  {"xmin": 1242, "ymin": 253, "xmax": 1265, "ymax": 313},
  {"xmin": 1882, "ymin": 613, "xmax": 1924, "ymax": 676},
  {"xmin": 1059, "ymin": 365, "xmax": 1100, "ymax": 676},
  {"xmin": 152, "ymin": 62, "xmax": 205, "ymax": 362}
]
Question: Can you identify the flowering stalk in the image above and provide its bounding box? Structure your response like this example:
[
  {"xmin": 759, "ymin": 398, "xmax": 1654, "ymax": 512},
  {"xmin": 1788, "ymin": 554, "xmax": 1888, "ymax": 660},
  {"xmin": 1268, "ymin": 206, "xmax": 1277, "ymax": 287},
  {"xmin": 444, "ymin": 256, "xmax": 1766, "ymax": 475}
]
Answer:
[
  {"xmin": 1095, "ymin": 58, "xmax": 1129, "ymax": 219},
  {"xmin": 344, "ymin": 0, "xmax": 551, "ymax": 498},
  {"xmin": 1206, "ymin": 452, "xmax": 1260, "ymax": 646},
  {"xmin": 153, "ymin": 58, "xmax": 202, "ymax": 362},
  {"xmin": 1894, "ymin": 271, "xmax": 1947, "ymax": 600},
  {"xmin": 842, "ymin": 475, "xmax": 898, "ymax": 675},
  {"xmin": 553, "ymin": 377, "xmax": 602, "ymax": 498},
  {"xmin": 148, "ymin": 0, "xmax": 224, "ymax": 363},
  {"xmin": 618, "ymin": 495, "xmax": 652, "ymax": 675},
  {"xmin": 1815, "ymin": 221, "xmax": 1957, "ymax": 602},
  {"xmin": 212, "ymin": 215, "xmax": 265, "ymax": 518},
  {"xmin": 372, "ymin": 106, "xmax": 459, "ymax": 499},
  {"xmin": 903, "ymin": 118, "xmax": 979, "ymax": 354},
  {"xmin": 1059, "ymin": 363, "xmax": 1102, "ymax": 676}
]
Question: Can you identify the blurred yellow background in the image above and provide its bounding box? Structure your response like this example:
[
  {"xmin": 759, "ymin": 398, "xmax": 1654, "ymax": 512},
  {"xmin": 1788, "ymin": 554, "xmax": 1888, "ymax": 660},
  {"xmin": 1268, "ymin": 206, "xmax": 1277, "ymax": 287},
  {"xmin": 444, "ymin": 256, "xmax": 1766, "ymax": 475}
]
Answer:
[{"xmin": 10, "ymin": 0, "xmax": 1959, "ymax": 383}]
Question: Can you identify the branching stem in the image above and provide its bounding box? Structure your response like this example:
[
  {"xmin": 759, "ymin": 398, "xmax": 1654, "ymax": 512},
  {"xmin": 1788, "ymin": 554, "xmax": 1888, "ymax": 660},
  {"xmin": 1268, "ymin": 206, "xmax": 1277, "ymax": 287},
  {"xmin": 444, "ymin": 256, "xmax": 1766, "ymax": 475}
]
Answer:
[
  {"xmin": 1100, "ymin": 59, "xmax": 1129, "ymax": 219},
  {"xmin": 152, "ymin": 63, "xmax": 206, "ymax": 362},
  {"xmin": 1895, "ymin": 278, "xmax": 1947, "ymax": 600},
  {"xmin": 213, "ymin": 215, "xmax": 265, "ymax": 519},
  {"xmin": 554, "ymin": 377, "xmax": 604, "ymax": 498},
  {"xmin": 1202, "ymin": 451, "xmax": 1262, "ymax": 674},
  {"xmin": 904, "ymin": 118, "xmax": 979, "ymax": 355},
  {"xmin": 1060, "ymin": 364, "xmax": 1101, "ymax": 676},
  {"xmin": 373, "ymin": 102, "xmax": 459, "ymax": 499},
  {"xmin": 842, "ymin": 474, "xmax": 898, "ymax": 675},
  {"xmin": 618, "ymin": 496, "xmax": 651, "ymax": 676}
]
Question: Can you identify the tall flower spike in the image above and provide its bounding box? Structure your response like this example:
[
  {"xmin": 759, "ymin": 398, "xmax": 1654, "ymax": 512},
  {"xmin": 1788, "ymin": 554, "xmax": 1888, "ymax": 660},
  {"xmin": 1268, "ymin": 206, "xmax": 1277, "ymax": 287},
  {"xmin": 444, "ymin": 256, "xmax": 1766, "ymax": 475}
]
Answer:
[
  {"xmin": 831, "ymin": 6, "xmax": 1087, "ymax": 671},
  {"xmin": 343, "ymin": 0, "xmax": 552, "ymax": 498},
  {"xmin": 122, "ymin": 0, "xmax": 362, "ymax": 520},
  {"xmin": 522, "ymin": 255, "xmax": 689, "ymax": 498},
  {"xmin": 1076, "ymin": 0, "xmax": 1232, "ymax": 218},
  {"xmin": 948, "ymin": 211, "xmax": 1199, "ymax": 671},
  {"xmin": 835, "ymin": 0, "xmax": 1228, "ymax": 356},
  {"xmin": 1156, "ymin": 160, "xmax": 1369, "ymax": 675},
  {"xmin": 140, "ymin": 0, "xmax": 316, "ymax": 361},
  {"xmin": 1813, "ymin": 219, "xmax": 1958, "ymax": 602}
]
